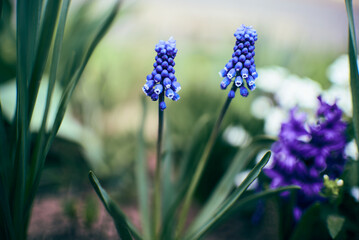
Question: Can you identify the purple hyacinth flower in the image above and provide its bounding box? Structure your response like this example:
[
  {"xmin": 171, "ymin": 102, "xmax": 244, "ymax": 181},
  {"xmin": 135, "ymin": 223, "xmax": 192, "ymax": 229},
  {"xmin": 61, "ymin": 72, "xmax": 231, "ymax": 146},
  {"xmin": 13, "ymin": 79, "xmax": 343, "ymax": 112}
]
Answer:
[
  {"xmin": 264, "ymin": 96, "xmax": 347, "ymax": 222},
  {"xmin": 219, "ymin": 25, "xmax": 258, "ymax": 98},
  {"xmin": 143, "ymin": 37, "xmax": 181, "ymax": 110}
]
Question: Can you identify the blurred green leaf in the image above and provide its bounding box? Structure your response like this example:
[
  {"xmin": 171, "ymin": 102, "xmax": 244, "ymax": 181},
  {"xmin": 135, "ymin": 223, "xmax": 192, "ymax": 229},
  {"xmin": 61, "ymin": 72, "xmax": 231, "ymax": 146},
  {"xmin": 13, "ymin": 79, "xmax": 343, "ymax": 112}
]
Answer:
[
  {"xmin": 135, "ymin": 97, "xmax": 151, "ymax": 240},
  {"xmin": 345, "ymin": 0, "xmax": 359, "ymax": 153},
  {"xmin": 160, "ymin": 115, "xmax": 212, "ymax": 240},
  {"xmin": 290, "ymin": 203, "xmax": 330, "ymax": 240},
  {"xmin": 190, "ymin": 136, "xmax": 275, "ymax": 232},
  {"xmin": 177, "ymin": 115, "xmax": 212, "ymax": 188},
  {"xmin": 84, "ymin": 196, "xmax": 99, "ymax": 228},
  {"xmin": 184, "ymin": 151, "xmax": 271, "ymax": 240},
  {"xmin": 26, "ymin": 0, "xmax": 71, "ymax": 206},
  {"xmin": 89, "ymin": 171, "xmax": 141, "ymax": 240},
  {"xmin": 42, "ymin": 0, "xmax": 121, "ymax": 163},
  {"xmin": 327, "ymin": 214, "xmax": 345, "ymax": 239},
  {"xmin": 27, "ymin": 0, "xmax": 62, "ymax": 120},
  {"xmin": 162, "ymin": 118, "xmax": 175, "ymax": 223}
]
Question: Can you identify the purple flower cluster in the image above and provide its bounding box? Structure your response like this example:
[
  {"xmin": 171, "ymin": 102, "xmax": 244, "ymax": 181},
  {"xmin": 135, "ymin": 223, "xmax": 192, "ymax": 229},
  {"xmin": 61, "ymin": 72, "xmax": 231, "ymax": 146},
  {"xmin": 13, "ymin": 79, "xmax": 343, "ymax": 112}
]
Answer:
[
  {"xmin": 265, "ymin": 96, "xmax": 347, "ymax": 221},
  {"xmin": 143, "ymin": 37, "xmax": 181, "ymax": 111},
  {"xmin": 219, "ymin": 25, "xmax": 258, "ymax": 98}
]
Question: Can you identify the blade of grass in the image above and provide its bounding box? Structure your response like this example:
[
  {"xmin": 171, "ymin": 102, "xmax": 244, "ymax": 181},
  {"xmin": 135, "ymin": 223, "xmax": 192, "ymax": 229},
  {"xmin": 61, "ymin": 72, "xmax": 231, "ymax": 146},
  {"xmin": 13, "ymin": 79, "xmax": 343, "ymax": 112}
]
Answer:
[
  {"xmin": 159, "ymin": 115, "xmax": 211, "ymax": 239},
  {"xmin": 12, "ymin": 0, "xmax": 37, "ymax": 233},
  {"xmin": 135, "ymin": 96, "xmax": 151, "ymax": 240},
  {"xmin": 24, "ymin": 1, "xmax": 71, "ymax": 226},
  {"xmin": 177, "ymin": 115, "xmax": 211, "ymax": 189},
  {"xmin": 0, "ymin": 101, "xmax": 10, "ymax": 194},
  {"xmin": 189, "ymin": 136, "xmax": 275, "ymax": 233},
  {"xmin": 188, "ymin": 185, "xmax": 300, "ymax": 240},
  {"xmin": 184, "ymin": 151, "xmax": 271, "ymax": 240},
  {"xmin": 162, "ymin": 119, "xmax": 174, "ymax": 223},
  {"xmin": 26, "ymin": 0, "xmax": 71, "ymax": 200},
  {"xmin": 230, "ymin": 186, "xmax": 300, "ymax": 212},
  {"xmin": 345, "ymin": 0, "xmax": 359, "ymax": 153},
  {"xmin": 27, "ymin": 0, "xmax": 62, "ymax": 122},
  {"xmin": 89, "ymin": 171, "xmax": 142, "ymax": 240},
  {"xmin": 26, "ymin": 0, "xmax": 120, "ymax": 226},
  {"xmin": 176, "ymin": 93, "xmax": 236, "ymax": 238},
  {"xmin": 43, "ymin": 0, "xmax": 120, "ymax": 156},
  {"xmin": 0, "ymin": 102, "xmax": 13, "ymax": 237}
]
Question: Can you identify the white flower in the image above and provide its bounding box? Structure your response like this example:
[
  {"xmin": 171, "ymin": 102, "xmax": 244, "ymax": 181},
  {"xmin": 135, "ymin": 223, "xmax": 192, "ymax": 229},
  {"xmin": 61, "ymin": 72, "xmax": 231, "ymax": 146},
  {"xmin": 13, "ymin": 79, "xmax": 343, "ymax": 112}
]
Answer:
[
  {"xmin": 251, "ymin": 96, "xmax": 274, "ymax": 119},
  {"xmin": 345, "ymin": 140, "xmax": 358, "ymax": 160},
  {"xmin": 326, "ymin": 54, "xmax": 359, "ymax": 86},
  {"xmin": 257, "ymin": 66, "xmax": 289, "ymax": 94},
  {"xmin": 223, "ymin": 125, "xmax": 251, "ymax": 147},
  {"xmin": 264, "ymin": 107, "xmax": 287, "ymax": 136}
]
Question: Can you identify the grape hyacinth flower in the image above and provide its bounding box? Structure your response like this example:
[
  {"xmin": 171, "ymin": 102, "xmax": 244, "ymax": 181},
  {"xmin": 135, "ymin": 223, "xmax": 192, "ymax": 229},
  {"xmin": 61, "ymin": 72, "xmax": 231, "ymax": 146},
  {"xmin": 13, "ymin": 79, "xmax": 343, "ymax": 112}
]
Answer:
[
  {"xmin": 264, "ymin": 96, "xmax": 347, "ymax": 221},
  {"xmin": 142, "ymin": 37, "xmax": 181, "ymax": 111},
  {"xmin": 219, "ymin": 24, "xmax": 258, "ymax": 98}
]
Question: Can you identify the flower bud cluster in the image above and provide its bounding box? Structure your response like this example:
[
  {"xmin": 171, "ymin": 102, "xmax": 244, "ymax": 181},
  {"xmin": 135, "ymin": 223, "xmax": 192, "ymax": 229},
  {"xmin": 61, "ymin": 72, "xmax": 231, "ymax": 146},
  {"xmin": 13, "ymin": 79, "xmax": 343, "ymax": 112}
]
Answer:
[
  {"xmin": 219, "ymin": 25, "xmax": 258, "ymax": 98},
  {"xmin": 143, "ymin": 37, "xmax": 181, "ymax": 111}
]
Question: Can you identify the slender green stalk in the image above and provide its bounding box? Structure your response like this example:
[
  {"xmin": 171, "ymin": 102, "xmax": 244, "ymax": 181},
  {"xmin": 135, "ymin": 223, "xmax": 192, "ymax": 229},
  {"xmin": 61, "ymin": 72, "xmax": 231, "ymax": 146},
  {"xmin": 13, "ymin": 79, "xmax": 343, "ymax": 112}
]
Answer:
[
  {"xmin": 154, "ymin": 93, "xmax": 164, "ymax": 239},
  {"xmin": 136, "ymin": 97, "xmax": 151, "ymax": 240},
  {"xmin": 176, "ymin": 85, "xmax": 237, "ymax": 239}
]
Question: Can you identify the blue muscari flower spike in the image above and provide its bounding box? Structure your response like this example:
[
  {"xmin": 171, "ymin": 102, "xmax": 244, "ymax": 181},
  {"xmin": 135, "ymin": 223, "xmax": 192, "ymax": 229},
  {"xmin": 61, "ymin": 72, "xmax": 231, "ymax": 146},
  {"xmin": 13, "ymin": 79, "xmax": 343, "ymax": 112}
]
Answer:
[
  {"xmin": 219, "ymin": 25, "xmax": 258, "ymax": 98},
  {"xmin": 143, "ymin": 37, "xmax": 180, "ymax": 110}
]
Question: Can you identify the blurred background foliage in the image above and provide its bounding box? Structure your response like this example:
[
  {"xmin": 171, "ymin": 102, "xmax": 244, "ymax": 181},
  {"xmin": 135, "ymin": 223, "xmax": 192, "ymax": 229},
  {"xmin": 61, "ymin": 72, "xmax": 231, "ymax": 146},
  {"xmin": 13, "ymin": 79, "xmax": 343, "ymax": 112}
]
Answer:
[
  {"xmin": 2, "ymin": 0, "xmax": 359, "ymax": 193},
  {"xmin": 1, "ymin": 0, "xmax": 359, "ymax": 237}
]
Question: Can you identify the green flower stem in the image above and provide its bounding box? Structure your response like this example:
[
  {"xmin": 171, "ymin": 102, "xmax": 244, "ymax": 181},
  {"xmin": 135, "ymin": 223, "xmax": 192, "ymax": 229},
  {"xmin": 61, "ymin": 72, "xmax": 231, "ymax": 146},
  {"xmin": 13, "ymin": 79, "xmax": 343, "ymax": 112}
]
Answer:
[
  {"xmin": 176, "ymin": 85, "xmax": 237, "ymax": 239},
  {"xmin": 154, "ymin": 93, "xmax": 164, "ymax": 238}
]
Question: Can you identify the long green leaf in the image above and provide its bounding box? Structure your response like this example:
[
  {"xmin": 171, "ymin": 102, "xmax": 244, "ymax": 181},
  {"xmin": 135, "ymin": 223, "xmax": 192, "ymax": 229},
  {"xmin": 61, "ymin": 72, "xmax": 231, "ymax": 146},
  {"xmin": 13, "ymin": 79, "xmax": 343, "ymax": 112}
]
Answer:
[
  {"xmin": 26, "ymin": 0, "xmax": 120, "ymax": 231},
  {"xmin": 12, "ymin": 0, "xmax": 37, "ymax": 233},
  {"xmin": 159, "ymin": 116, "xmax": 211, "ymax": 240},
  {"xmin": 24, "ymin": 0, "xmax": 71, "ymax": 225},
  {"xmin": 89, "ymin": 171, "xmax": 142, "ymax": 240},
  {"xmin": 162, "ymin": 118, "xmax": 174, "ymax": 221},
  {"xmin": 184, "ymin": 151, "xmax": 271, "ymax": 240},
  {"xmin": 0, "ymin": 102, "xmax": 13, "ymax": 239},
  {"xmin": 27, "ymin": 0, "xmax": 71, "ymax": 195},
  {"xmin": 177, "ymin": 115, "xmax": 211, "ymax": 189},
  {"xmin": 191, "ymin": 185, "xmax": 300, "ymax": 239},
  {"xmin": 28, "ymin": 1, "xmax": 121, "ymax": 205},
  {"xmin": 0, "ymin": 101, "xmax": 10, "ymax": 193},
  {"xmin": 27, "ymin": 0, "xmax": 62, "ymax": 122},
  {"xmin": 345, "ymin": 0, "xmax": 359, "ymax": 153},
  {"xmin": 135, "ymin": 96, "xmax": 151, "ymax": 240},
  {"xmin": 42, "ymin": 0, "xmax": 120, "ymax": 158},
  {"xmin": 189, "ymin": 136, "xmax": 275, "ymax": 232}
]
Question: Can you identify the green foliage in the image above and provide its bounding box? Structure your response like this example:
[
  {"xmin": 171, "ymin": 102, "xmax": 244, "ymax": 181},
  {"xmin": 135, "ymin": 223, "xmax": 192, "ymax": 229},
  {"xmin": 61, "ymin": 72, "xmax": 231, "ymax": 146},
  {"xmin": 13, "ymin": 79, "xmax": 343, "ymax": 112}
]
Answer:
[
  {"xmin": 89, "ymin": 171, "xmax": 142, "ymax": 240},
  {"xmin": 345, "ymin": 0, "xmax": 359, "ymax": 153},
  {"xmin": 84, "ymin": 196, "xmax": 99, "ymax": 228},
  {"xmin": 0, "ymin": 0, "xmax": 120, "ymax": 239},
  {"xmin": 327, "ymin": 215, "xmax": 345, "ymax": 239}
]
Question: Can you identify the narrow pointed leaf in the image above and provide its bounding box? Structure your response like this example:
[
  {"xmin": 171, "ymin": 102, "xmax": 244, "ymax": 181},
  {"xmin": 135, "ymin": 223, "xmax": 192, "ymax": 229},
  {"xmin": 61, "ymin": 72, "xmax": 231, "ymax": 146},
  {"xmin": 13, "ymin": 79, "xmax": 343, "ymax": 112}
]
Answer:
[
  {"xmin": 43, "ymin": 0, "xmax": 120, "ymax": 158},
  {"xmin": 26, "ymin": 0, "xmax": 71, "ymax": 202},
  {"xmin": 27, "ymin": 0, "xmax": 62, "ymax": 121},
  {"xmin": 184, "ymin": 151, "xmax": 271, "ymax": 240},
  {"xmin": 162, "ymin": 118, "xmax": 175, "ymax": 222},
  {"xmin": 345, "ymin": 0, "xmax": 359, "ymax": 153},
  {"xmin": 135, "ymin": 97, "xmax": 151, "ymax": 240},
  {"xmin": 190, "ymin": 136, "xmax": 275, "ymax": 231},
  {"xmin": 89, "ymin": 171, "xmax": 142, "ymax": 240}
]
